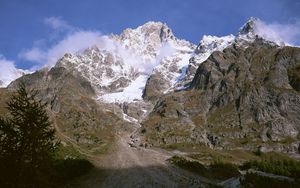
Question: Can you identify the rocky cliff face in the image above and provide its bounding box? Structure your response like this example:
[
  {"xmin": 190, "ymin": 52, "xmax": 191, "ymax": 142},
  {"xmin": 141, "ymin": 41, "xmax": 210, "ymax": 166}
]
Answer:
[{"xmin": 142, "ymin": 39, "xmax": 300, "ymax": 153}]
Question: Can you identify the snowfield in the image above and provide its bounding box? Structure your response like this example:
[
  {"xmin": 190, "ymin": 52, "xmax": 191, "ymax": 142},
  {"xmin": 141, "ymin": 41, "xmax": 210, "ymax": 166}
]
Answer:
[{"xmin": 98, "ymin": 74, "xmax": 148, "ymax": 103}]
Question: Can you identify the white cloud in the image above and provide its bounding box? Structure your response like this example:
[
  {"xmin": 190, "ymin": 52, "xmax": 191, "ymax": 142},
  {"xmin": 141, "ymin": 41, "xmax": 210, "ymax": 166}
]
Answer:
[
  {"xmin": 156, "ymin": 42, "xmax": 176, "ymax": 62},
  {"xmin": 19, "ymin": 47, "xmax": 46, "ymax": 63},
  {"xmin": 44, "ymin": 16, "xmax": 73, "ymax": 31},
  {"xmin": 0, "ymin": 55, "xmax": 25, "ymax": 87},
  {"xmin": 46, "ymin": 31, "xmax": 103, "ymax": 66},
  {"xmin": 20, "ymin": 17, "xmax": 106, "ymax": 67},
  {"xmin": 19, "ymin": 28, "xmax": 177, "ymax": 74},
  {"xmin": 22, "ymin": 16, "xmax": 300, "ymax": 75},
  {"xmin": 20, "ymin": 29, "xmax": 155, "ymax": 72},
  {"xmin": 20, "ymin": 31, "xmax": 104, "ymax": 67},
  {"xmin": 254, "ymin": 19, "xmax": 300, "ymax": 46},
  {"xmin": 20, "ymin": 16, "xmax": 175, "ymax": 72}
]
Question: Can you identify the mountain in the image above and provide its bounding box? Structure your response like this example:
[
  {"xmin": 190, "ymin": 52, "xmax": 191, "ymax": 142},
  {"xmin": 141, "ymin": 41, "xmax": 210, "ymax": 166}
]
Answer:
[
  {"xmin": 1, "ymin": 17, "xmax": 300, "ymax": 187},
  {"xmin": 143, "ymin": 39, "xmax": 300, "ymax": 151},
  {"xmin": 139, "ymin": 19, "xmax": 300, "ymax": 153},
  {"xmin": 1, "ymin": 18, "xmax": 299, "ymax": 160}
]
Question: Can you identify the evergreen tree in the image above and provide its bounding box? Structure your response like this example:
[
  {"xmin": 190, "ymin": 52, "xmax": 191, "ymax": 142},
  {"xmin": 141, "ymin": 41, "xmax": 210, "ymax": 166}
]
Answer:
[{"xmin": 0, "ymin": 82, "xmax": 58, "ymax": 188}]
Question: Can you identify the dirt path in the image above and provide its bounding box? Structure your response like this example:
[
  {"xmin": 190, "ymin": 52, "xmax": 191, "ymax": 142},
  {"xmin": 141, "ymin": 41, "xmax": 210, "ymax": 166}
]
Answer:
[
  {"xmin": 65, "ymin": 130, "xmax": 215, "ymax": 188},
  {"xmin": 50, "ymin": 108, "xmax": 216, "ymax": 187},
  {"xmin": 101, "ymin": 135, "xmax": 216, "ymax": 187}
]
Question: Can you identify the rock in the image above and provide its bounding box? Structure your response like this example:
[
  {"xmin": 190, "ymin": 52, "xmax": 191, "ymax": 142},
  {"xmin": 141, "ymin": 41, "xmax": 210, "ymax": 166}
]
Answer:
[{"xmin": 143, "ymin": 39, "xmax": 300, "ymax": 152}]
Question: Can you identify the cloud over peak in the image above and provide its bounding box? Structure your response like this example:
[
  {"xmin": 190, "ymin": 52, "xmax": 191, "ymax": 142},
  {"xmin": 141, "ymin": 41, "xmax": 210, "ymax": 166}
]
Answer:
[
  {"xmin": 20, "ymin": 31, "xmax": 103, "ymax": 67},
  {"xmin": 252, "ymin": 18, "xmax": 300, "ymax": 46},
  {"xmin": 18, "ymin": 16, "xmax": 300, "ymax": 72},
  {"xmin": 0, "ymin": 55, "xmax": 26, "ymax": 87}
]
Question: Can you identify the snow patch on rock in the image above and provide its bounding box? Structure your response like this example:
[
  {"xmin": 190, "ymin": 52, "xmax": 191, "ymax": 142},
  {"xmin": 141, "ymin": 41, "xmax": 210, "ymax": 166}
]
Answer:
[{"xmin": 98, "ymin": 74, "xmax": 148, "ymax": 103}]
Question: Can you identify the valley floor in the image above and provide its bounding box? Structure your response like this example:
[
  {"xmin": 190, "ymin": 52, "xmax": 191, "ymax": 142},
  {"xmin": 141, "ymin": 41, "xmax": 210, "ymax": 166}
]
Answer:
[
  {"xmin": 64, "ymin": 131, "xmax": 216, "ymax": 188},
  {"xmin": 51, "ymin": 108, "xmax": 299, "ymax": 188}
]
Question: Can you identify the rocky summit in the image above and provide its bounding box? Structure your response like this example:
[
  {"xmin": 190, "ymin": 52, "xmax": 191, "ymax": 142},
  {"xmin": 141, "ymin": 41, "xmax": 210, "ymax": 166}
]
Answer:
[{"xmin": 1, "ymin": 17, "xmax": 300, "ymax": 187}]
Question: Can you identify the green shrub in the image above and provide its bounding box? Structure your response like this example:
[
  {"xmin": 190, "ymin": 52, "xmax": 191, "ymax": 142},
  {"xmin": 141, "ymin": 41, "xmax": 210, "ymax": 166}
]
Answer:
[
  {"xmin": 241, "ymin": 173, "xmax": 300, "ymax": 188},
  {"xmin": 169, "ymin": 155, "xmax": 208, "ymax": 174},
  {"xmin": 50, "ymin": 158, "xmax": 93, "ymax": 186},
  {"xmin": 209, "ymin": 161, "xmax": 240, "ymax": 180},
  {"xmin": 169, "ymin": 156, "xmax": 240, "ymax": 181},
  {"xmin": 241, "ymin": 158, "xmax": 300, "ymax": 179}
]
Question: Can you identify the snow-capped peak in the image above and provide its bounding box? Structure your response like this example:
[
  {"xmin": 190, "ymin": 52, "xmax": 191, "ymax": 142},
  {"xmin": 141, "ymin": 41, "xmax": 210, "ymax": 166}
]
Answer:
[
  {"xmin": 95, "ymin": 22, "xmax": 196, "ymax": 102},
  {"xmin": 110, "ymin": 21, "xmax": 179, "ymax": 64},
  {"xmin": 40, "ymin": 18, "xmax": 289, "ymax": 104},
  {"xmin": 173, "ymin": 17, "xmax": 287, "ymax": 91},
  {"xmin": 169, "ymin": 34, "xmax": 235, "ymax": 90},
  {"xmin": 236, "ymin": 17, "xmax": 285, "ymax": 46},
  {"xmin": 238, "ymin": 17, "xmax": 259, "ymax": 36},
  {"xmin": 120, "ymin": 21, "xmax": 175, "ymax": 43},
  {"xmin": 195, "ymin": 35, "xmax": 235, "ymax": 54},
  {"xmin": 51, "ymin": 22, "xmax": 195, "ymax": 103}
]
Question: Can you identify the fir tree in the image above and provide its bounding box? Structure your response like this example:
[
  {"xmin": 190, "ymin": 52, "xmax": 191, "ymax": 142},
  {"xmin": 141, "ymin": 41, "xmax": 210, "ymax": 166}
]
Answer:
[{"xmin": 0, "ymin": 82, "xmax": 58, "ymax": 188}]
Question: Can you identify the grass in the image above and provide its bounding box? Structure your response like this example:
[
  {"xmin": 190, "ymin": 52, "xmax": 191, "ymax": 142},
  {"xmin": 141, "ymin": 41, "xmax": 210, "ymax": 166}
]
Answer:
[
  {"xmin": 207, "ymin": 103, "xmax": 236, "ymax": 125},
  {"xmin": 169, "ymin": 150, "xmax": 300, "ymax": 187},
  {"xmin": 161, "ymin": 142, "xmax": 202, "ymax": 151},
  {"xmin": 169, "ymin": 156, "xmax": 240, "ymax": 181},
  {"xmin": 189, "ymin": 147, "xmax": 259, "ymax": 165},
  {"xmin": 51, "ymin": 143, "xmax": 94, "ymax": 186},
  {"xmin": 240, "ymin": 153, "xmax": 300, "ymax": 178},
  {"xmin": 55, "ymin": 143, "xmax": 86, "ymax": 159},
  {"xmin": 191, "ymin": 114, "xmax": 206, "ymax": 127},
  {"xmin": 241, "ymin": 172, "xmax": 300, "ymax": 188},
  {"xmin": 161, "ymin": 143, "xmax": 261, "ymax": 165}
]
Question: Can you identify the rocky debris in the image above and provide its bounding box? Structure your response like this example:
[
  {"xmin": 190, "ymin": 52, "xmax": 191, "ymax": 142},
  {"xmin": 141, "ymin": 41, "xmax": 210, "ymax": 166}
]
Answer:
[
  {"xmin": 121, "ymin": 101, "xmax": 153, "ymax": 122},
  {"xmin": 128, "ymin": 135, "xmax": 140, "ymax": 148}
]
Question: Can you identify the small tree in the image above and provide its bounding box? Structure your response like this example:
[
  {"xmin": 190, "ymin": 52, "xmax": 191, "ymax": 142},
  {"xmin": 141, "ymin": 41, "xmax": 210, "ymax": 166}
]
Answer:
[{"xmin": 0, "ymin": 82, "xmax": 58, "ymax": 188}]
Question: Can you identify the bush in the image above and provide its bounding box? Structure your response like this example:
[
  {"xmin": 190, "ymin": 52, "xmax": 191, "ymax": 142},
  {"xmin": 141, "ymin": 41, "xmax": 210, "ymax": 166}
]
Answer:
[
  {"xmin": 169, "ymin": 156, "xmax": 240, "ymax": 181},
  {"xmin": 169, "ymin": 155, "xmax": 207, "ymax": 174},
  {"xmin": 209, "ymin": 161, "xmax": 240, "ymax": 180},
  {"xmin": 50, "ymin": 143, "xmax": 94, "ymax": 186},
  {"xmin": 241, "ymin": 158, "xmax": 300, "ymax": 179},
  {"xmin": 50, "ymin": 158, "xmax": 93, "ymax": 185},
  {"xmin": 241, "ymin": 172, "xmax": 300, "ymax": 188}
]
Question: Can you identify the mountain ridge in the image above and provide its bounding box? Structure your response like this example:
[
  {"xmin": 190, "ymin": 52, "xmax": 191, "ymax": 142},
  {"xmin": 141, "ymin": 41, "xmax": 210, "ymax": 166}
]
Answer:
[
  {"xmin": 2, "ymin": 18, "xmax": 299, "ymax": 155},
  {"xmin": 1, "ymin": 18, "xmax": 289, "ymax": 91}
]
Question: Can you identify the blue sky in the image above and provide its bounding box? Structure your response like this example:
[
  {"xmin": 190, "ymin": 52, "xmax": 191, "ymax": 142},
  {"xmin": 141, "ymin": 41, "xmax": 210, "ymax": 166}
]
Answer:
[{"xmin": 0, "ymin": 0, "xmax": 299, "ymax": 70}]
